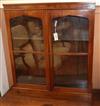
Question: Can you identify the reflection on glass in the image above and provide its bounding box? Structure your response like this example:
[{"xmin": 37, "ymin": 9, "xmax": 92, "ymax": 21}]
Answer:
[
  {"xmin": 10, "ymin": 16, "xmax": 44, "ymax": 52},
  {"xmin": 14, "ymin": 53, "xmax": 46, "ymax": 84},
  {"xmin": 52, "ymin": 16, "xmax": 89, "ymax": 53},
  {"xmin": 53, "ymin": 55, "xmax": 88, "ymax": 88}
]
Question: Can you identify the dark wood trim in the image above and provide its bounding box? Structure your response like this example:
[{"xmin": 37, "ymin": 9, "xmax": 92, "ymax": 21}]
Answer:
[
  {"xmin": 11, "ymin": 87, "xmax": 92, "ymax": 102},
  {"xmin": 3, "ymin": 3, "xmax": 95, "ymax": 10},
  {"xmin": 88, "ymin": 11, "xmax": 95, "ymax": 93},
  {"xmin": 4, "ymin": 12, "xmax": 17, "ymax": 85},
  {"xmin": 14, "ymin": 84, "xmax": 47, "ymax": 91},
  {"xmin": 48, "ymin": 10, "xmax": 55, "ymax": 90},
  {"xmin": 42, "ymin": 10, "xmax": 52, "ymax": 90}
]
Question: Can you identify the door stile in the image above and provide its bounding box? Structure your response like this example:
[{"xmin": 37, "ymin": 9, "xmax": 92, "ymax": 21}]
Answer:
[
  {"xmin": 43, "ymin": 10, "xmax": 54, "ymax": 91},
  {"xmin": 87, "ymin": 12, "xmax": 95, "ymax": 93},
  {"xmin": 42, "ymin": 10, "xmax": 51, "ymax": 90}
]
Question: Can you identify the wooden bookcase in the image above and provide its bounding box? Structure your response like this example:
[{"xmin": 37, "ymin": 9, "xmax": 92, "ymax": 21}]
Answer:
[{"xmin": 4, "ymin": 3, "xmax": 95, "ymax": 99}]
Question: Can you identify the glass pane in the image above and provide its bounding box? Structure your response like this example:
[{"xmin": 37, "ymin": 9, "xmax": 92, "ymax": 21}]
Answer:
[
  {"xmin": 14, "ymin": 53, "xmax": 46, "ymax": 84},
  {"xmin": 52, "ymin": 16, "xmax": 89, "ymax": 53},
  {"xmin": 53, "ymin": 55, "xmax": 88, "ymax": 88},
  {"xmin": 10, "ymin": 16, "xmax": 44, "ymax": 52}
]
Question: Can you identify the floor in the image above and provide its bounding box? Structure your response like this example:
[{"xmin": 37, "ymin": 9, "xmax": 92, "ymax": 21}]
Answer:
[{"xmin": 0, "ymin": 90, "xmax": 100, "ymax": 106}]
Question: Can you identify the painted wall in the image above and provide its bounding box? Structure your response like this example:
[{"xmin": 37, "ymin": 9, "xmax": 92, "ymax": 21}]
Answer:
[
  {"xmin": 0, "ymin": 0, "xmax": 100, "ymax": 96},
  {"xmin": 0, "ymin": 14, "xmax": 1, "ymax": 93},
  {"xmin": 0, "ymin": 30, "xmax": 9, "ymax": 96},
  {"xmin": 0, "ymin": 10, "xmax": 9, "ymax": 96},
  {"xmin": 93, "ymin": 7, "xmax": 100, "ymax": 89}
]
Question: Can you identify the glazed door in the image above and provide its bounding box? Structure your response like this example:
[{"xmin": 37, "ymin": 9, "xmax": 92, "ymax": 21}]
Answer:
[
  {"xmin": 7, "ymin": 10, "xmax": 49, "ymax": 88},
  {"xmin": 49, "ymin": 10, "xmax": 92, "ymax": 91}
]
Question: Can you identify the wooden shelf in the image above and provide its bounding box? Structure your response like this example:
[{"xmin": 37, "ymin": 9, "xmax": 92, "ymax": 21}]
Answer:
[
  {"xmin": 13, "ymin": 37, "xmax": 43, "ymax": 40},
  {"xmin": 53, "ymin": 40, "xmax": 89, "ymax": 42},
  {"xmin": 53, "ymin": 52, "xmax": 88, "ymax": 56},
  {"xmin": 13, "ymin": 50, "xmax": 44, "ymax": 55},
  {"xmin": 13, "ymin": 50, "xmax": 88, "ymax": 56}
]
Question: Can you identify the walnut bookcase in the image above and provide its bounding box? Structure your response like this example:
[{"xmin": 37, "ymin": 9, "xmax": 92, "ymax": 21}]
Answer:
[{"xmin": 4, "ymin": 3, "xmax": 95, "ymax": 100}]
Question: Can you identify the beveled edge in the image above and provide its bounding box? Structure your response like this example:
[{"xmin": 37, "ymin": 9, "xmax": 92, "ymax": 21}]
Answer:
[{"xmin": 3, "ymin": 2, "xmax": 96, "ymax": 10}]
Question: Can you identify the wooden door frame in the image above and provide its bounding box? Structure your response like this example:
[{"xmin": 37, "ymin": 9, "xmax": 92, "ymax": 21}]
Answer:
[
  {"xmin": 48, "ymin": 9, "xmax": 95, "ymax": 93},
  {"xmin": 4, "ymin": 9, "xmax": 51, "ymax": 90}
]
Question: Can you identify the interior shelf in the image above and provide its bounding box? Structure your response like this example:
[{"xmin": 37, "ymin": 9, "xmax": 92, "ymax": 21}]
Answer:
[
  {"xmin": 53, "ymin": 52, "xmax": 88, "ymax": 56},
  {"xmin": 13, "ymin": 50, "xmax": 44, "ymax": 54}
]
